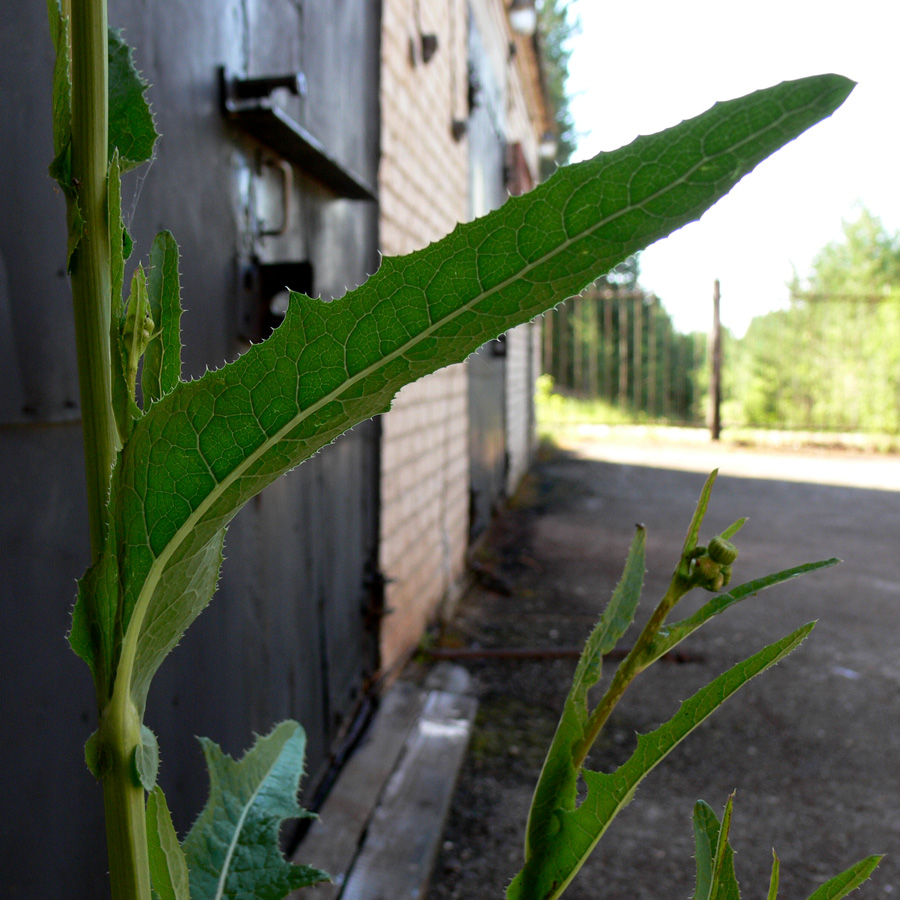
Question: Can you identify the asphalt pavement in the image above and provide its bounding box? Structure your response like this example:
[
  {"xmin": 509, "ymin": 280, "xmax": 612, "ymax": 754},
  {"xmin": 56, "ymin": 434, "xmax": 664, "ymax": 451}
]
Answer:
[{"xmin": 428, "ymin": 432, "xmax": 900, "ymax": 900}]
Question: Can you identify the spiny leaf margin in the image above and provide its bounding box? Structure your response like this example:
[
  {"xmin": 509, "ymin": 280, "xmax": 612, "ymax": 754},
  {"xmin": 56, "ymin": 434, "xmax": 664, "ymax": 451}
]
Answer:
[
  {"xmin": 69, "ymin": 74, "xmax": 854, "ymax": 709},
  {"xmin": 182, "ymin": 720, "xmax": 328, "ymax": 900},
  {"xmin": 507, "ymin": 623, "xmax": 815, "ymax": 900},
  {"xmin": 524, "ymin": 526, "xmax": 645, "ymax": 859}
]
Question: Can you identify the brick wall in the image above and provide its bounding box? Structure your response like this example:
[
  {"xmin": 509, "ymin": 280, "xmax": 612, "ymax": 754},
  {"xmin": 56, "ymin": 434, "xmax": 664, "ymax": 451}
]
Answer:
[{"xmin": 378, "ymin": 0, "xmax": 548, "ymax": 673}]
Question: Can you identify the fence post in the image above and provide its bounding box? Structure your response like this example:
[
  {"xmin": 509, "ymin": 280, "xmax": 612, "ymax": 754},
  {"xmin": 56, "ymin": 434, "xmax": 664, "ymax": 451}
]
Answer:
[
  {"xmin": 632, "ymin": 294, "xmax": 642, "ymax": 411},
  {"xmin": 709, "ymin": 279, "xmax": 722, "ymax": 440},
  {"xmin": 618, "ymin": 297, "xmax": 629, "ymax": 409},
  {"xmin": 647, "ymin": 297, "xmax": 657, "ymax": 418}
]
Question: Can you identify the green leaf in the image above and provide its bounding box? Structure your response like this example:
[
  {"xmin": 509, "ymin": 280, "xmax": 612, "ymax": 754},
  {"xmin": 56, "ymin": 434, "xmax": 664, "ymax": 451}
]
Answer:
[
  {"xmin": 507, "ymin": 623, "xmax": 815, "ymax": 900},
  {"xmin": 129, "ymin": 528, "xmax": 225, "ymax": 717},
  {"xmin": 69, "ymin": 547, "xmax": 118, "ymax": 699},
  {"xmin": 804, "ymin": 856, "xmax": 883, "ymax": 900},
  {"xmin": 142, "ymin": 231, "xmax": 184, "ymax": 405},
  {"xmin": 677, "ymin": 470, "xmax": 718, "ymax": 577},
  {"xmin": 694, "ymin": 803, "xmax": 880, "ymax": 900},
  {"xmin": 182, "ymin": 721, "xmax": 329, "ymax": 900},
  {"xmin": 46, "ymin": 0, "xmax": 84, "ymax": 268},
  {"xmin": 70, "ymin": 75, "xmax": 853, "ymax": 708},
  {"xmin": 648, "ymin": 558, "xmax": 840, "ymax": 667},
  {"xmin": 147, "ymin": 786, "xmax": 191, "ymax": 900},
  {"xmin": 524, "ymin": 526, "xmax": 645, "ymax": 859},
  {"xmin": 693, "ymin": 801, "xmax": 719, "ymax": 900},
  {"xmin": 132, "ymin": 724, "xmax": 160, "ymax": 791},
  {"xmin": 696, "ymin": 796, "xmax": 741, "ymax": 900},
  {"xmin": 767, "ymin": 851, "xmax": 780, "ymax": 900},
  {"xmin": 122, "ymin": 264, "xmax": 154, "ymax": 404},
  {"xmin": 108, "ymin": 27, "xmax": 158, "ymax": 171},
  {"xmin": 109, "ymin": 150, "xmax": 138, "ymax": 441},
  {"xmin": 46, "ymin": 0, "xmax": 72, "ymax": 170}
]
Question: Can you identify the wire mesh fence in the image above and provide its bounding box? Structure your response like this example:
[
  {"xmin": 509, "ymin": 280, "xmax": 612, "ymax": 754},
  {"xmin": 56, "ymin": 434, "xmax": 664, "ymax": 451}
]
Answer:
[
  {"xmin": 541, "ymin": 286, "xmax": 708, "ymax": 425},
  {"xmin": 542, "ymin": 285, "xmax": 900, "ymax": 437}
]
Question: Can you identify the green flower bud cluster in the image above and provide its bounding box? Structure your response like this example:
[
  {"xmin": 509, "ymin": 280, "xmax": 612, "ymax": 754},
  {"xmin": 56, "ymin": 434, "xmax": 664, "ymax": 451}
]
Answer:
[{"xmin": 688, "ymin": 535, "xmax": 738, "ymax": 592}]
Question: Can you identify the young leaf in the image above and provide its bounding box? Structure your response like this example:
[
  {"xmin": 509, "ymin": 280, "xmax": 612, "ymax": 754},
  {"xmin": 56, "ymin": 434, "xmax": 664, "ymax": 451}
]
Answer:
[
  {"xmin": 108, "ymin": 27, "xmax": 158, "ymax": 171},
  {"xmin": 692, "ymin": 802, "xmax": 880, "ymax": 900},
  {"xmin": 147, "ymin": 786, "xmax": 191, "ymax": 900},
  {"xmin": 693, "ymin": 801, "xmax": 720, "ymax": 900},
  {"xmin": 646, "ymin": 558, "xmax": 840, "ymax": 667},
  {"xmin": 70, "ymin": 75, "xmax": 853, "ymax": 710},
  {"xmin": 768, "ymin": 851, "xmax": 781, "ymax": 900},
  {"xmin": 679, "ymin": 471, "xmax": 719, "ymax": 569},
  {"xmin": 704, "ymin": 796, "xmax": 742, "ymax": 900},
  {"xmin": 132, "ymin": 724, "xmax": 160, "ymax": 792},
  {"xmin": 45, "ymin": 0, "xmax": 84, "ymax": 268},
  {"xmin": 46, "ymin": 0, "xmax": 72, "ymax": 179},
  {"xmin": 143, "ymin": 231, "xmax": 184, "ymax": 405},
  {"xmin": 121, "ymin": 264, "xmax": 154, "ymax": 402},
  {"xmin": 182, "ymin": 721, "xmax": 329, "ymax": 900},
  {"xmin": 524, "ymin": 526, "xmax": 645, "ymax": 858},
  {"xmin": 804, "ymin": 856, "xmax": 883, "ymax": 900},
  {"xmin": 109, "ymin": 149, "xmax": 138, "ymax": 441},
  {"xmin": 507, "ymin": 623, "xmax": 815, "ymax": 900}
]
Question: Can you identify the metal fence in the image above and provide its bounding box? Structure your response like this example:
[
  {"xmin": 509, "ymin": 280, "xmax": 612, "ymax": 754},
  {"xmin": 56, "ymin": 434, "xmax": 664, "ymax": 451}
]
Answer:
[
  {"xmin": 543, "ymin": 285, "xmax": 900, "ymax": 436},
  {"xmin": 542, "ymin": 286, "xmax": 708, "ymax": 424}
]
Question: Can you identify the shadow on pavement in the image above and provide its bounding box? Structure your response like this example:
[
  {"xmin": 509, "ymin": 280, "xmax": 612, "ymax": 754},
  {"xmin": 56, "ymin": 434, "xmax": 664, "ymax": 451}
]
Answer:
[{"xmin": 426, "ymin": 441, "xmax": 900, "ymax": 900}]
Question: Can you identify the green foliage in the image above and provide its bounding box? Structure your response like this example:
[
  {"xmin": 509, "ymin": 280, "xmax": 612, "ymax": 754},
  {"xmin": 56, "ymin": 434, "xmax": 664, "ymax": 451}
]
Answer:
[
  {"xmin": 181, "ymin": 722, "xmax": 328, "ymax": 900},
  {"xmin": 537, "ymin": 0, "xmax": 580, "ymax": 168},
  {"xmin": 106, "ymin": 26, "xmax": 157, "ymax": 171},
  {"xmin": 693, "ymin": 798, "xmax": 882, "ymax": 900},
  {"xmin": 726, "ymin": 208, "xmax": 900, "ymax": 433},
  {"xmin": 146, "ymin": 787, "xmax": 190, "ymax": 900},
  {"xmin": 506, "ymin": 474, "xmax": 875, "ymax": 900},
  {"xmin": 692, "ymin": 798, "xmax": 740, "ymax": 900}
]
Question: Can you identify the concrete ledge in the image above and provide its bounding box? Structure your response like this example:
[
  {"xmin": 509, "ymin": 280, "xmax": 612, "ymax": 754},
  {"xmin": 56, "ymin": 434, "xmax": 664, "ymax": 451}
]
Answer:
[{"xmin": 290, "ymin": 665, "xmax": 477, "ymax": 900}]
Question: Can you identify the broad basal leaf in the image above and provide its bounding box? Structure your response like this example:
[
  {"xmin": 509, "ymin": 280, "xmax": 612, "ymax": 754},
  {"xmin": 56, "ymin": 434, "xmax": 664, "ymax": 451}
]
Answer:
[
  {"xmin": 70, "ymin": 75, "xmax": 853, "ymax": 710},
  {"xmin": 507, "ymin": 624, "xmax": 815, "ymax": 900},
  {"xmin": 524, "ymin": 526, "xmax": 645, "ymax": 859},
  {"xmin": 182, "ymin": 721, "xmax": 329, "ymax": 900}
]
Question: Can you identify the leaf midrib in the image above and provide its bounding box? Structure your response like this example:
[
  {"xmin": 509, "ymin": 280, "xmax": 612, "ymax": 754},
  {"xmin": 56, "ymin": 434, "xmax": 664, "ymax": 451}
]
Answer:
[
  {"xmin": 118, "ymin": 97, "xmax": 804, "ymax": 699},
  {"xmin": 212, "ymin": 764, "xmax": 275, "ymax": 900}
]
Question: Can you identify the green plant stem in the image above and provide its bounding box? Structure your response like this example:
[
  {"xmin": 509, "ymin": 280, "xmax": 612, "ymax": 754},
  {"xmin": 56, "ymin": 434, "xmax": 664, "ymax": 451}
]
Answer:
[
  {"xmin": 70, "ymin": 1, "xmax": 149, "ymax": 897},
  {"xmin": 572, "ymin": 575, "xmax": 690, "ymax": 768},
  {"xmin": 100, "ymin": 698, "xmax": 152, "ymax": 900},
  {"xmin": 70, "ymin": 0, "xmax": 117, "ymax": 561}
]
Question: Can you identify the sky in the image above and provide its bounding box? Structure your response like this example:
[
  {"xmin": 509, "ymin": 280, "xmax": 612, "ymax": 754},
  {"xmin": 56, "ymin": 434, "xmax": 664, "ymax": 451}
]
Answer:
[{"xmin": 565, "ymin": 0, "xmax": 900, "ymax": 336}]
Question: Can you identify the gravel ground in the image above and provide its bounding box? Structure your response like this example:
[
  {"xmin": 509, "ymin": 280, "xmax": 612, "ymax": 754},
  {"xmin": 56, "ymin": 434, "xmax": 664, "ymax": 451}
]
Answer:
[{"xmin": 423, "ymin": 441, "xmax": 900, "ymax": 900}]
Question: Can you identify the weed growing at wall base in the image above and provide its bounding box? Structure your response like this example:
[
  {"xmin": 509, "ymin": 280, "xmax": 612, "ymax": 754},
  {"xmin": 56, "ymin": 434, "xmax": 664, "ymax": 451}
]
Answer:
[{"xmin": 45, "ymin": 1, "xmax": 878, "ymax": 897}]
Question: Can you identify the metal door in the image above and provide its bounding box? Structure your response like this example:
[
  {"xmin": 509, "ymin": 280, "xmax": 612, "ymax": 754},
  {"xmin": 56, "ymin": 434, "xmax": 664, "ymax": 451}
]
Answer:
[
  {"xmin": 467, "ymin": 9, "xmax": 508, "ymax": 540},
  {"xmin": 0, "ymin": 2, "xmax": 381, "ymax": 895}
]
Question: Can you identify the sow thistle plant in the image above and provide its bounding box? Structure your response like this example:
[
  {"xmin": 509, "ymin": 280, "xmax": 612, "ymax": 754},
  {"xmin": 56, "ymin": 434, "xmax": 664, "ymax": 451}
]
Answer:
[{"xmin": 47, "ymin": 0, "xmax": 880, "ymax": 898}]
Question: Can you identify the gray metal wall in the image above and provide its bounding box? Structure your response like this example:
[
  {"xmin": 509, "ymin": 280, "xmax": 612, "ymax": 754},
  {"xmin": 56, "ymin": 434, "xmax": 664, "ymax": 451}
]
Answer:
[{"xmin": 1, "ymin": 2, "xmax": 381, "ymax": 896}]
